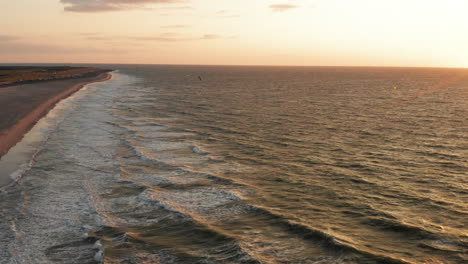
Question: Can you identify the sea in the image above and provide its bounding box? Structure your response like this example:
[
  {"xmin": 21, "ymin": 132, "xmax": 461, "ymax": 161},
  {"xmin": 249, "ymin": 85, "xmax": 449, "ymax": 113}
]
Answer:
[{"xmin": 0, "ymin": 65, "xmax": 467, "ymax": 264}]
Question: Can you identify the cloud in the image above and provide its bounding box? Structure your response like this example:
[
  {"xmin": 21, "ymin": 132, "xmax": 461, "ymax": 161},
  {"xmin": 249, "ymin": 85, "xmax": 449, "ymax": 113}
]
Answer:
[
  {"xmin": 269, "ymin": 4, "xmax": 299, "ymax": 12},
  {"xmin": 159, "ymin": 5, "xmax": 192, "ymax": 10},
  {"xmin": 0, "ymin": 42, "xmax": 115, "ymax": 54},
  {"xmin": 77, "ymin": 32, "xmax": 225, "ymax": 43},
  {"xmin": 131, "ymin": 36, "xmax": 189, "ymax": 42},
  {"xmin": 222, "ymin": 15, "xmax": 240, "ymax": 18},
  {"xmin": 130, "ymin": 33, "xmax": 223, "ymax": 42},
  {"xmin": 78, "ymin": 32, "xmax": 101, "ymax": 36},
  {"xmin": 201, "ymin": 34, "xmax": 221, "ymax": 40},
  {"xmin": 85, "ymin": 36, "xmax": 110, "ymax": 40},
  {"xmin": 159, "ymin": 32, "xmax": 181, "ymax": 37},
  {"xmin": 214, "ymin": 9, "xmax": 239, "ymax": 18},
  {"xmin": 160, "ymin": 25, "xmax": 189, "ymax": 28},
  {"xmin": 60, "ymin": 0, "xmax": 182, "ymax": 13},
  {"xmin": 0, "ymin": 35, "xmax": 21, "ymax": 41}
]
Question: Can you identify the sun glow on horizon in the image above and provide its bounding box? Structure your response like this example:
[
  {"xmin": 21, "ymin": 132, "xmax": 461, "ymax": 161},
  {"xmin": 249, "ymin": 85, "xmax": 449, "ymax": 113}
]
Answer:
[{"xmin": 1, "ymin": 0, "xmax": 468, "ymax": 67}]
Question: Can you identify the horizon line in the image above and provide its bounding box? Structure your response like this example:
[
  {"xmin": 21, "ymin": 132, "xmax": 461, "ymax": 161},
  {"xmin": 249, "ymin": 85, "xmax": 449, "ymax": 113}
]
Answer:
[{"xmin": 0, "ymin": 62, "xmax": 467, "ymax": 70}]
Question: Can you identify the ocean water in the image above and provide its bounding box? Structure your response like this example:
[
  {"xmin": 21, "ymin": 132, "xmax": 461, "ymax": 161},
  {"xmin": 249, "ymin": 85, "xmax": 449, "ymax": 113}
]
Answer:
[{"xmin": 0, "ymin": 65, "xmax": 467, "ymax": 264}]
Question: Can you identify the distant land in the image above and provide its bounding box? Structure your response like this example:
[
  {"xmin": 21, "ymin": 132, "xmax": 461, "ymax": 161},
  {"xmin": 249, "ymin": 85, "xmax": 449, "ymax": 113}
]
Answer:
[{"xmin": 0, "ymin": 66, "xmax": 111, "ymax": 87}]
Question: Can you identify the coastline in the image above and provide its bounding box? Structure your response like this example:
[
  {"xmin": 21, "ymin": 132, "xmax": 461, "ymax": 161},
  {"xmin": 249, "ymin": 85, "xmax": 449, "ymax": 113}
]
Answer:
[{"xmin": 0, "ymin": 72, "xmax": 112, "ymax": 160}]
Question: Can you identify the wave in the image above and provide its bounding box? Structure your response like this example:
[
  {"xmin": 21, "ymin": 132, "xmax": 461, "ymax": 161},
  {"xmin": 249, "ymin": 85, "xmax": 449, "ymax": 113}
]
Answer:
[
  {"xmin": 192, "ymin": 145, "xmax": 209, "ymax": 155},
  {"xmin": 245, "ymin": 206, "xmax": 412, "ymax": 264},
  {"xmin": 111, "ymin": 154, "xmax": 414, "ymax": 264},
  {"xmin": 84, "ymin": 179, "xmax": 262, "ymax": 264}
]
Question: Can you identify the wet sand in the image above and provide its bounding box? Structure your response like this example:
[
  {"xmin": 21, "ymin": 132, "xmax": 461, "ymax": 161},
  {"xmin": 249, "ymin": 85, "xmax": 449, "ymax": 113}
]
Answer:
[{"xmin": 0, "ymin": 71, "xmax": 112, "ymax": 159}]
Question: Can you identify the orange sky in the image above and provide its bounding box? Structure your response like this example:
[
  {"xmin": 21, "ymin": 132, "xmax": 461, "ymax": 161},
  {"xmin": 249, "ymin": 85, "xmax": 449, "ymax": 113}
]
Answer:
[{"xmin": 1, "ymin": 0, "xmax": 468, "ymax": 67}]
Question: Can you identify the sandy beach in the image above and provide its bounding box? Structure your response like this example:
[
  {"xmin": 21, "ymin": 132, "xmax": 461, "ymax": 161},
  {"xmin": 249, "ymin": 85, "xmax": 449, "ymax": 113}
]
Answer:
[{"xmin": 0, "ymin": 70, "xmax": 112, "ymax": 159}]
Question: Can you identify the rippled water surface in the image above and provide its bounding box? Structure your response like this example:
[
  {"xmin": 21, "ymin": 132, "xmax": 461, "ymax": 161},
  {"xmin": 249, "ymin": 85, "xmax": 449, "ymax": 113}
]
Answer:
[{"xmin": 1, "ymin": 66, "xmax": 467, "ymax": 264}]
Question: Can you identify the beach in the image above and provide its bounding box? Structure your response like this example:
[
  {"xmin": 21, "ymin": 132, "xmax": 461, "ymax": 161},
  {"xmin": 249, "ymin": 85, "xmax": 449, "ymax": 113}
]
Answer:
[{"xmin": 0, "ymin": 68, "xmax": 111, "ymax": 159}]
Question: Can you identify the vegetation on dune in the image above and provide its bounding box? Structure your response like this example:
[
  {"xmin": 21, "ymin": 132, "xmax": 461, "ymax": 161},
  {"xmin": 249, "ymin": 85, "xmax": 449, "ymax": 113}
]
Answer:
[{"xmin": 0, "ymin": 66, "xmax": 109, "ymax": 86}]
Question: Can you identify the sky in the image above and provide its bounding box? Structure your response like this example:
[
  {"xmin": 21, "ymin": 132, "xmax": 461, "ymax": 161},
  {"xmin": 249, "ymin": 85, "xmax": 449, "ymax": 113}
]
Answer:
[{"xmin": 1, "ymin": 0, "xmax": 468, "ymax": 67}]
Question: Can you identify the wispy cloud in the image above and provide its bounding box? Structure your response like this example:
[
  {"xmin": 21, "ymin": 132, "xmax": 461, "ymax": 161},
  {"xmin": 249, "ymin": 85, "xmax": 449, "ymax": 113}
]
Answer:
[
  {"xmin": 77, "ymin": 32, "xmax": 227, "ymax": 43},
  {"xmin": 130, "ymin": 33, "xmax": 224, "ymax": 42},
  {"xmin": 159, "ymin": 5, "xmax": 192, "ymax": 10},
  {"xmin": 78, "ymin": 32, "xmax": 102, "ymax": 36},
  {"xmin": 159, "ymin": 32, "xmax": 180, "ymax": 36},
  {"xmin": 60, "ymin": 0, "xmax": 183, "ymax": 13},
  {"xmin": 0, "ymin": 35, "xmax": 21, "ymax": 41},
  {"xmin": 215, "ymin": 9, "xmax": 240, "ymax": 18},
  {"xmin": 269, "ymin": 4, "xmax": 299, "ymax": 12},
  {"xmin": 85, "ymin": 36, "xmax": 110, "ymax": 40},
  {"xmin": 0, "ymin": 42, "xmax": 115, "ymax": 54},
  {"xmin": 222, "ymin": 15, "xmax": 240, "ymax": 18},
  {"xmin": 160, "ymin": 25, "xmax": 190, "ymax": 28},
  {"xmin": 201, "ymin": 34, "xmax": 221, "ymax": 40}
]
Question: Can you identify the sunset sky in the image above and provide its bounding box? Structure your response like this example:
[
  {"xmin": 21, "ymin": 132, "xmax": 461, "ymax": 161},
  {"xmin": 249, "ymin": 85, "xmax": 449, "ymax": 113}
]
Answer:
[{"xmin": 1, "ymin": 0, "xmax": 468, "ymax": 67}]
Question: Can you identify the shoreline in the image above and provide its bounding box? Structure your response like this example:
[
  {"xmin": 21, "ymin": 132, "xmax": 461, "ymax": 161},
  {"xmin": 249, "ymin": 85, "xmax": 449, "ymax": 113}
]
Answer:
[{"xmin": 0, "ymin": 72, "xmax": 112, "ymax": 160}]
